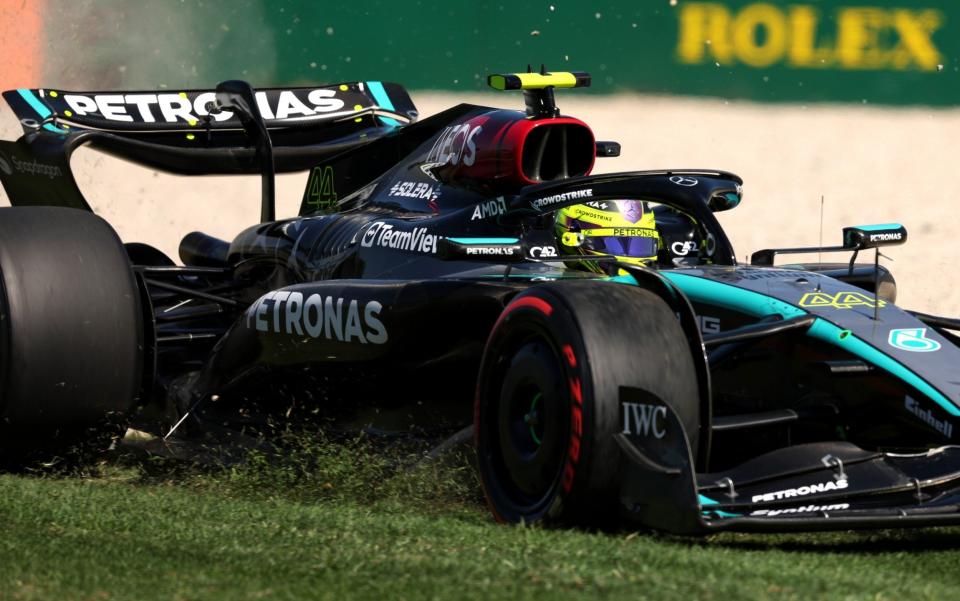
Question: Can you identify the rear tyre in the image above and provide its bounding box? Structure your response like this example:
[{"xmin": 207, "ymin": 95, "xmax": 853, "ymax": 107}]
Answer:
[
  {"xmin": 475, "ymin": 281, "xmax": 699, "ymax": 525},
  {"xmin": 0, "ymin": 207, "xmax": 143, "ymax": 464}
]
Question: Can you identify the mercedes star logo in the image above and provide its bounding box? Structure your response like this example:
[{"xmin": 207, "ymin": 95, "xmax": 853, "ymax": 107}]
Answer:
[{"xmin": 669, "ymin": 175, "xmax": 698, "ymax": 187}]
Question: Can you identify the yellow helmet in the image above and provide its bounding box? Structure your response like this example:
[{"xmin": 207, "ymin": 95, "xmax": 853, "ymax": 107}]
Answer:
[{"xmin": 555, "ymin": 200, "xmax": 660, "ymax": 269}]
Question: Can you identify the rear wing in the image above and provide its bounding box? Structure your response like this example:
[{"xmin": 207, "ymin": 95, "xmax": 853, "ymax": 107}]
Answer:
[
  {"xmin": 0, "ymin": 80, "xmax": 417, "ymax": 213},
  {"xmin": 3, "ymin": 81, "xmax": 415, "ymax": 136}
]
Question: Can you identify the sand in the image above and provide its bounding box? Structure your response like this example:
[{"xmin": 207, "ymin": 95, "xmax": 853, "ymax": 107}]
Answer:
[{"xmin": 1, "ymin": 92, "xmax": 958, "ymax": 315}]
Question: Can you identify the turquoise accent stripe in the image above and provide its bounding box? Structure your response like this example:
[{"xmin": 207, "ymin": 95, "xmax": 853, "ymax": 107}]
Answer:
[
  {"xmin": 17, "ymin": 89, "xmax": 69, "ymax": 134},
  {"xmin": 807, "ymin": 319, "xmax": 960, "ymax": 416},
  {"xmin": 660, "ymin": 271, "xmax": 960, "ymax": 416},
  {"xmin": 698, "ymin": 494, "xmax": 740, "ymax": 518},
  {"xmin": 605, "ymin": 274, "xmax": 639, "ymax": 285},
  {"xmin": 475, "ymin": 273, "xmax": 586, "ymax": 280},
  {"xmin": 447, "ymin": 237, "xmax": 519, "ymax": 244},
  {"xmin": 662, "ymin": 272, "xmax": 806, "ymax": 319},
  {"xmin": 854, "ymin": 223, "xmax": 903, "ymax": 231},
  {"xmin": 18, "ymin": 88, "xmax": 51, "ymax": 117},
  {"xmin": 366, "ymin": 81, "xmax": 395, "ymax": 111},
  {"xmin": 367, "ymin": 82, "xmax": 401, "ymax": 128}
]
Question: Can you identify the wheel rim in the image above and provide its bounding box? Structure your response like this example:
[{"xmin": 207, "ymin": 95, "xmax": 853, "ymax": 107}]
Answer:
[
  {"xmin": 526, "ymin": 392, "xmax": 543, "ymax": 446},
  {"xmin": 488, "ymin": 336, "xmax": 570, "ymax": 512}
]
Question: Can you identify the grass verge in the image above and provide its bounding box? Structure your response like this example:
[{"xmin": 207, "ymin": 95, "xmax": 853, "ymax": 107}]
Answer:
[{"xmin": 1, "ymin": 433, "xmax": 960, "ymax": 600}]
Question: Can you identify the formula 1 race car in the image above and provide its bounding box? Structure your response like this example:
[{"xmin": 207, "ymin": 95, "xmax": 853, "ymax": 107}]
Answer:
[{"xmin": 3, "ymin": 70, "xmax": 960, "ymax": 534}]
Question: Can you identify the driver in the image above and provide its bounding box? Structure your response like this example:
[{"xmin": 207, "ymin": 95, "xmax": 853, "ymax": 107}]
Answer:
[
  {"xmin": 555, "ymin": 200, "xmax": 660, "ymax": 272},
  {"xmin": 555, "ymin": 199, "xmax": 704, "ymax": 271}
]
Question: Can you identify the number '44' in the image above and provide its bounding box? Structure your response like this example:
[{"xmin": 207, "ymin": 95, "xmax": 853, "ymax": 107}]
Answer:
[{"xmin": 307, "ymin": 166, "xmax": 337, "ymax": 210}]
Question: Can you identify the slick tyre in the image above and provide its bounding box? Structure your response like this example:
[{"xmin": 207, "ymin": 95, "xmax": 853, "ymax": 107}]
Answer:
[
  {"xmin": 0, "ymin": 207, "xmax": 143, "ymax": 463},
  {"xmin": 475, "ymin": 281, "xmax": 699, "ymax": 525}
]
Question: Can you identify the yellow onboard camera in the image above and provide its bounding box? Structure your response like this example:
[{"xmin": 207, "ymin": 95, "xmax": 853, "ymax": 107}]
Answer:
[
  {"xmin": 487, "ymin": 69, "xmax": 591, "ymax": 118},
  {"xmin": 487, "ymin": 71, "xmax": 591, "ymax": 91}
]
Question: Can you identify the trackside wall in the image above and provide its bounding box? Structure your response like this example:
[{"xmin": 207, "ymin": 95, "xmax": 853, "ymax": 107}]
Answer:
[{"xmin": 30, "ymin": 0, "xmax": 960, "ymax": 106}]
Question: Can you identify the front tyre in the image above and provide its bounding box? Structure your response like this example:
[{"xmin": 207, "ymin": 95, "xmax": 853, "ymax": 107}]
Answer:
[{"xmin": 475, "ymin": 282, "xmax": 699, "ymax": 525}]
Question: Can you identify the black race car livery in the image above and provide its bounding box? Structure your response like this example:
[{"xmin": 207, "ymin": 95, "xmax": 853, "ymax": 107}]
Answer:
[{"xmin": 2, "ymin": 72, "xmax": 960, "ymax": 534}]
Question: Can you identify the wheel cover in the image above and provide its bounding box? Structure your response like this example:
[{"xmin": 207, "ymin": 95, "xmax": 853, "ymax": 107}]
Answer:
[{"xmin": 486, "ymin": 335, "xmax": 571, "ymax": 515}]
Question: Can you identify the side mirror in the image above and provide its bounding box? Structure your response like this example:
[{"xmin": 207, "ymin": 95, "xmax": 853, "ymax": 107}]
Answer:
[
  {"xmin": 707, "ymin": 191, "xmax": 741, "ymax": 212},
  {"xmin": 842, "ymin": 224, "xmax": 907, "ymax": 250},
  {"xmin": 750, "ymin": 223, "xmax": 907, "ymax": 266}
]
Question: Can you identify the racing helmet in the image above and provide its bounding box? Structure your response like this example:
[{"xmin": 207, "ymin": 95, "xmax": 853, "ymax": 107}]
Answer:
[{"xmin": 555, "ymin": 200, "xmax": 660, "ymax": 269}]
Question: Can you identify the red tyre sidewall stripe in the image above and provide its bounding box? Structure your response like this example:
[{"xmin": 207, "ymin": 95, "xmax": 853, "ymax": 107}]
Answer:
[{"xmin": 495, "ymin": 296, "xmax": 553, "ymax": 327}]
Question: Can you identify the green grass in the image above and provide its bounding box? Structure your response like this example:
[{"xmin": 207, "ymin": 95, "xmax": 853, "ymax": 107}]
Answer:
[{"xmin": 2, "ymin": 434, "xmax": 960, "ymax": 600}]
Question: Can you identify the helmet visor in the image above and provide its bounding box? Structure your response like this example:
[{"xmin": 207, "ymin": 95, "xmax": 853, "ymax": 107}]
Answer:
[
  {"xmin": 585, "ymin": 236, "xmax": 658, "ymax": 258},
  {"xmin": 580, "ymin": 227, "xmax": 659, "ymax": 258}
]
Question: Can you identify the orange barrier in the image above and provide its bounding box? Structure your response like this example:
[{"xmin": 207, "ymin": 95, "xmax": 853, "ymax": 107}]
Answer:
[{"xmin": 0, "ymin": 0, "xmax": 45, "ymax": 90}]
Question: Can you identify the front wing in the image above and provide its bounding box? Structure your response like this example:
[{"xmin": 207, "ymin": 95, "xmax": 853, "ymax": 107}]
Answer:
[{"xmin": 618, "ymin": 396, "xmax": 960, "ymax": 534}]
